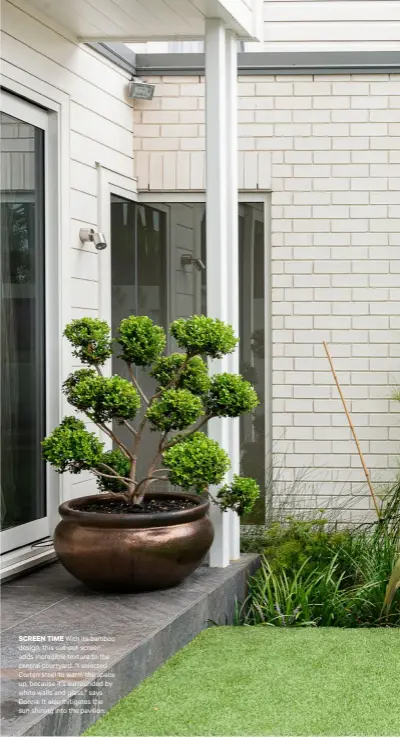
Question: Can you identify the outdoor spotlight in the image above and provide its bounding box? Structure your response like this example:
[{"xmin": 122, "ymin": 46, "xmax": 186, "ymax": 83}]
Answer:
[
  {"xmin": 79, "ymin": 228, "xmax": 108, "ymax": 251},
  {"xmin": 128, "ymin": 78, "xmax": 155, "ymax": 100},
  {"xmin": 181, "ymin": 254, "xmax": 206, "ymax": 271}
]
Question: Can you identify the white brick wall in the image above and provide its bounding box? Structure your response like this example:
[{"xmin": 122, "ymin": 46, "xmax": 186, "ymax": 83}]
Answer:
[{"xmin": 135, "ymin": 72, "xmax": 400, "ymax": 522}]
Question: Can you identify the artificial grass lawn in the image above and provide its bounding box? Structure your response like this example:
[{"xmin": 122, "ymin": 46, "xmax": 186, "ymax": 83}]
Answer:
[{"xmin": 85, "ymin": 627, "xmax": 400, "ymax": 736}]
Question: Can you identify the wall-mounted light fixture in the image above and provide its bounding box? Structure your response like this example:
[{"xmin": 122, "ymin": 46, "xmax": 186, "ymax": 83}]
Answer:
[
  {"xmin": 128, "ymin": 78, "xmax": 155, "ymax": 100},
  {"xmin": 79, "ymin": 228, "xmax": 108, "ymax": 251},
  {"xmin": 181, "ymin": 254, "xmax": 206, "ymax": 271}
]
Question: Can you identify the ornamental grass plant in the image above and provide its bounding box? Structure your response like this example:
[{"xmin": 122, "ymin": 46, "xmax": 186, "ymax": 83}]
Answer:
[{"xmin": 239, "ymin": 479, "xmax": 400, "ymax": 628}]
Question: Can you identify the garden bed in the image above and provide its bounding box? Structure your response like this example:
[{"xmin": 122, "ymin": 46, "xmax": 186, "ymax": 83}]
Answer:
[{"xmin": 85, "ymin": 627, "xmax": 400, "ymax": 736}]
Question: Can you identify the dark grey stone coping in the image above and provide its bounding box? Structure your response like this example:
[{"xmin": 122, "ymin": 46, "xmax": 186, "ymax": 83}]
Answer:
[{"xmin": 1, "ymin": 555, "xmax": 259, "ymax": 737}]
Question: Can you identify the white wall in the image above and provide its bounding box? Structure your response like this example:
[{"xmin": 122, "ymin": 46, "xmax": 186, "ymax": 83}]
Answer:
[
  {"xmin": 130, "ymin": 1, "xmax": 400, "ymax": 53},
  {"xmin": 135, "ymin": 72, "xmax": 400, "ymax": 523},
  {"xmin": 134, "ymin": 77, "xmax": 271, "ymax": 191},
  {"xmin": 253, "ymin": 1, "xmax": 400, "ymax": 51},
  {"xmin": 1, "ymin": 0, "xmax": 135, "ymax": 500}
]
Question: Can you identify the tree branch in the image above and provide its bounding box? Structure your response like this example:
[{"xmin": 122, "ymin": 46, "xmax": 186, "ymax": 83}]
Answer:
[
  {"xmin": 121, "ymin": 419, "xmax": 137, "ymax": 437},
  {"xmin": 163, "ymin": 415, "xmax": 212, "ymax": 450},
  {"xmin": 95, "ymin": 467, "xmax": 132, "ymax": 487},
  {"xmin": 135, "ymin": 475, "xmax": 169, "ymax": 493},
  {"xmin": 91, "ymin": 471, "xmax": 130, "ymax": 503},
  {"xmin": 97, "ymin": 422, "xmax": 134, "ymax": 460},
  {"xmin": 127, "ymin": 364, "xmax": 149, "ymax": 405},
  {"xmin": 134, "ymin": 354, "xmax": 192, "ymax": 455}
]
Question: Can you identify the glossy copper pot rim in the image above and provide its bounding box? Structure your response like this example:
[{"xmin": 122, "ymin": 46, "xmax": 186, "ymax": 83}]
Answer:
[{"xmin": 58, "ymin": 491, "xmax": 210, "ymax": 528}]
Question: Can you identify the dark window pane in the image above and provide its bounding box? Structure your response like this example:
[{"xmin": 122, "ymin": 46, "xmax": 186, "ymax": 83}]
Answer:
[
  {"xmin": 111, "ymin": 198, "xmax": 168, "ymax": 478},
  {"xmin": 239, "ymin": 203, "xmax": 265, "ymax": 524},
  {"xmin": 0, "ymin": 112, "xmax": 46, "ymax": 532},
  {"xmin": 110, "ymin": 197, "xmax": 266, "ymax": 524}
]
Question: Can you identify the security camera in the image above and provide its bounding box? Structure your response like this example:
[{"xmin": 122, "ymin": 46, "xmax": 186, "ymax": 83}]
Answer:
[{"xmin": 79, "ymin": 228, "xmax": 108, "ymax": 250}]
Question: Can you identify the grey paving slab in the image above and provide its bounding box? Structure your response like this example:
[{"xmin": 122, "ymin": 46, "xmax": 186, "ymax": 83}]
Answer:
[{"xmin": 0, "ymin": 556, "xmax": 259, "ymax": 737}]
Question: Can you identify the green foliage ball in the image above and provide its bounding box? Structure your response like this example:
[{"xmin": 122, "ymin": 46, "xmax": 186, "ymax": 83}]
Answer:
[
  {"xmin": 163, "ymin": 432, "xmax": 230, "ymax": 492},
  {"xmin": 150, "ymin": 354, "xmax": 210, "ymax": 395},
  {"xmin": 41, "ymin": 416, "xmax": 104, "ymax": 474},
  {"xmin": 217, "ymin": 475, "xmax": 260, "ymax": 516},
  {"xmin": 146, "ymin": 389, "xmax": 203, "ymax": 432},
  {"xmin": 64, "ymin": 318, "xmax": 112, "ymax": 366},
  {"xmin": 63, "ymin": 369, "xmax": 141, "ymax": 424},
  {"xmin": 116, "ymin": 315, "xmax": 166, "ymax": 367},
  {"xmin": 170, "ymin": 316, "xmax": 238, "ymax": 359},
  {"xmin": 95, "ymin": 449, "xmax": 130, "ymax": 493},
  {"xmin": 206, "ymin": 373, "xmax": 259, "ymax": 417}
]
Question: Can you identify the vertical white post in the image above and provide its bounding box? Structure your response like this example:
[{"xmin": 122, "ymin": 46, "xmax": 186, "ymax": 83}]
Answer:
[
  {"xmin": 225, "ymin": 31, "xmax": 240, "ymax": 560},
  {"xmin": 205, "ymin": 18, "xmax": 230, "ymax": 567}
]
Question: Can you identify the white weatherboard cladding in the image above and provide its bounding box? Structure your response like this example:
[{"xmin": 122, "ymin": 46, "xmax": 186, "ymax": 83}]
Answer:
[
  {"xmin": 2, "ymin": 0, "xmax": 135, "ymax": 503},
  {"xmin": 17, "ymin": 0, "xmax": 263, "ymax": 41},
  {"xmin": 255, "ymin": 1, "xmax": 400, "ymax": 51},
  {"xmin": 134, "ymin": 71, "xmax": 400, "ymax": 523},
  {"xmin": 129, "ymin": 1, "xmax": 400, "ymax": 53}
]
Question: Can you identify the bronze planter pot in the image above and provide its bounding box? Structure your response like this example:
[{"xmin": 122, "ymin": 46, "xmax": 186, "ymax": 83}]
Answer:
[{"xmin": 54, "ymin": 491, "xmax": 214, "ymax": 593}]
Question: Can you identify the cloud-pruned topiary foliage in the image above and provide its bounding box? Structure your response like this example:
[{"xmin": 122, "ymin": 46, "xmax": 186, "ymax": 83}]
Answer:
[
  {"xmin": 64, "ymin": 318, "xmax": 112, "ymax": 366},
  {"xmin": 95, "ymin": 449, "xmax": 131, "ymax": 494},
  {"xmin": 171, "ymin": 315, "xmax": 238, "ymax": 358},
  {"xmin": 116, "ymin": 315, "xmax": 166, "ymax": 367},
  {"xmin": 206, "ymin": 373, "xmax": 259, "ymax": 417},
  {"xmin": 63, "ymin": 369, "xmax": 141, "ymax": 424},
  {"xmin": 42, "ymin": 314, "xmax": 260, "ymax": 515},
  {"xmin": 42, "ymin": 417, "xmax": 104, "ymax": 474},
  {"xmin": 163, "ymin": 433, "xmax": 230, "ymax": 493},
  {"xmin": 217, "ymin": 475, "xmax": 260, "ymax": 517},
  {"xmin": 150, "ymin": 354, "xmax": 210, "ymax": 395},
  {"xmin": 146, "ymin": 389, "xmax": 203, "ymax": 432}
]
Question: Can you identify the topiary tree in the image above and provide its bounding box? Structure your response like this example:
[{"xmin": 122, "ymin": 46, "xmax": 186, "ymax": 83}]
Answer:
[{"xmin": 42, "ymin": 315, "xmax": 260, "ymax": 515}]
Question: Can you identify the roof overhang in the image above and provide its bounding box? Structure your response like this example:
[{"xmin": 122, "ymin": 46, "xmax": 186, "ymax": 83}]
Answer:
[{"xmin": 24, "ymin": 0, "xmax": 263, "ymax": 42}]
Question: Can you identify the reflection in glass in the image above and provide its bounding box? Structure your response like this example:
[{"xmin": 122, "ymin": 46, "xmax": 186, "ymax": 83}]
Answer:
[
  {"xmin": 0, "ymin": 112, "xmax": 46, "ymax": 531},
  {"xmin": 111, "ymin": 198, "xmax": 168, "ymax": 477},
  {"xmin": 239, "ymin": 204, "xmax": 265, "ymax": 524},
  {"xmin": 110, "ymin": 199, "xmax": 265, "ymax": 523},
  {"xmin": 111, "ymin": 201, "xmax": 207, "ymax": 477}
]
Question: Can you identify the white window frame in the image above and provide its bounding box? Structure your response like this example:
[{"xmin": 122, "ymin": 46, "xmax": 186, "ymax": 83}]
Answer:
[
  {"xmin": 97, "ymin": 165, "xmax": 138, "ymax": 384},
  {"xmin": 95, "ymin": 180, "xmax": 271, "ymax": 556},
  {"xmin": 0, "ymin": 72, "xmax": 70, "ymax": 580},
  {"xmin": 1, "ymin": 92, "xmax": 49, "ymax": 554}
]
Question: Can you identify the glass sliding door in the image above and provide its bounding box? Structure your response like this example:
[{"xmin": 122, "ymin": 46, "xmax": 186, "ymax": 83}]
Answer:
[{"xmin": 0, "ymin": 94, "xmax": 48, "ymax": 553}]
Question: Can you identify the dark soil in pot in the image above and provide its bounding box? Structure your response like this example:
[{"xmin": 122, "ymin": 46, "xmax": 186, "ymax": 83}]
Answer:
[{"xmin": 71, "ymin": 497, "xmax": 198, "ymax": 515}]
